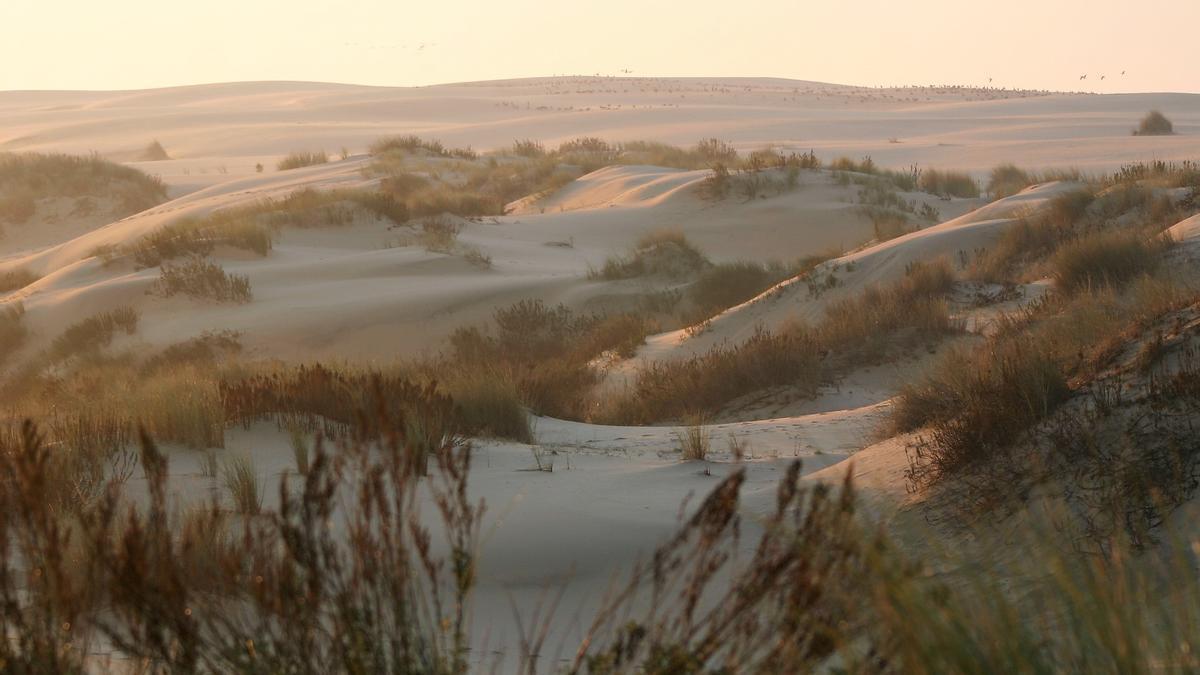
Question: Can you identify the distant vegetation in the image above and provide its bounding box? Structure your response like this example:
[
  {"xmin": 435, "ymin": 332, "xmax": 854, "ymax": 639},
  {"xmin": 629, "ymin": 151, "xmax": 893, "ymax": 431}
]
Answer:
[
  {"xmin": 114, "ymin": 187, "xmax": 406, "ymax": 268},
  {"xmin": 1133, "ymin": 110, "xmax": 1174, "ymax": 136},
  {"xmin": 0, "ymin": 152, "xmax": 168, "ymax": 224},
  {"xmin": 276, "ymin": 150, "xmax": 329, "ymax": 171},
  {"xmin": 139, "ymin": 139, "xmax": 171, "ymax": 161}
]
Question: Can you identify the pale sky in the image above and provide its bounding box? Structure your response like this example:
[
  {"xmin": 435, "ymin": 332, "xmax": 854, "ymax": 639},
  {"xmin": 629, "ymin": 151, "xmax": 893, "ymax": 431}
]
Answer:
[{"xmin": 3, "ymin": 0, "xmax": 1198, "ymax": 93}]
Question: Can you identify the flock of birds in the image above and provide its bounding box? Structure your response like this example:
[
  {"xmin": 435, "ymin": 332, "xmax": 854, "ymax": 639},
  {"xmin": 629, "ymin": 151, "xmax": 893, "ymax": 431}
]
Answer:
[{"xmin": 1080, "ymin": 70, "xmax": 1127, "ymax": 81}]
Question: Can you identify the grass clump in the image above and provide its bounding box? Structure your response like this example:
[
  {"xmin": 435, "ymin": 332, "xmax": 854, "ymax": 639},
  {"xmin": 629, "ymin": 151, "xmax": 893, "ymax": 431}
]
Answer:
[
  {"xmin": 418, "ymin": 218, "xmax": 461, "ymax": 253},
  {"xmin": 48, "ymin": 306, "xmax": 139, "ymax": 362},
  {"xmin": 370, "ymin": 135, "xmax": 477, "ymax": 159},
  {"xmin": 675, "ymin": 417, "xmax": 711, "ymax": 460},
  {"xmin": 988, "ymin": 164, "xmax": 1034, "ymax": 199},
  {"xmin": 1050, "ymin": 229, "xmax": 1170, "ymax": 293},
  {"xmin": 1133, "ymin": 110, "xmax": 1174, "ymax": 136},
  {"xmin": 140, "ymin": 330, "xmax": 242, "ymax": 376},
  {"xmin": 446, "ymin": 299, "xmax": 653, "ymax": 419},
  {"xmin": 222, "ymin": 455, "xmax": 262, "ymax": 515},
  {"xmin": 153, "ymin": 257, "xmax": 252, "ymax": 303},
  {"xmin": 123, "ymin": 187, "xmax": 405, "ymax": 268},
  {"xmin": 603, "ymin": 259, "xmax": 959, "ymax": 424},
  {"xmin": 682, "ymin": 261, "xmax": 790, "ymax": 324},
  {"xmin": 0, "ymin": 152, "xmax": 168, "ymax": 220},
  {"xmin": 0, "ymin": 268, "xmax": 38, "ymax": 294},
  {"xmin": 919, "ymin": 168, "xmax": 980, "ymax": 198},
  {"xmin": 593, "ymin": 230, "xmax": 710, "ymax": 281},
  {"xmin": 276, "ymin": 150, "xmax": 328, "ymax": 171}
]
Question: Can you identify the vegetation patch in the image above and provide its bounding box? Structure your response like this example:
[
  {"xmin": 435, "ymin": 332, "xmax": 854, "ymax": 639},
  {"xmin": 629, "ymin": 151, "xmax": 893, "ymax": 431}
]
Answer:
[
  {"xmin": 48, "ymin": 306, "xmax": 139, "ymax": 362},
  {"xmin": 153, "ymin": 257, "xmax": 252, "ymax": 303},
  {"xmin": 0, "ymin": 152, "xmax": 168, "ymax": 222},
  {"xmin": 276, "ymin": 150, "xmax": 328, "ymax": 171}
]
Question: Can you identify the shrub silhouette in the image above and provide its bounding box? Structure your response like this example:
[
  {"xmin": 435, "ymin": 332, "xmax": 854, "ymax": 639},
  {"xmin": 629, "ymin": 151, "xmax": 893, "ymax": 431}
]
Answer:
[{"xmin": 1134, "ymin": 110, "xmax": 1174, "ymax": 136}]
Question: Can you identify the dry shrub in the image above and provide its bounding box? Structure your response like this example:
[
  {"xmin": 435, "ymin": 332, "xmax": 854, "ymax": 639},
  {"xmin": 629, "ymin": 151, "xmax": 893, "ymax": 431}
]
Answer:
[
  {"xmin": 153, "ymin": 257, "xmax": 252, "ymax": 303},
  {"xmin": 222, "ymin": 455, "xmax": 261, "ymax": 515},
  {"xmin": 1133, "ymin": 110, "xmax": 1174, "ymax": 136},
  {"xmin": 418, "ymin": 218, "xmax": 461, "ymax": 253},
  {"xmin": 601, "ymin": 326, "xmax": 823, "ymax": 424},
  {"xmin": 988, "ymin": 163, "xmax": 1034, "ymax": 199},
  {"xmin": 1050, "ymin": 230, "xmax": 1169, "ymax": 293},
  {"xmin": 0, "ymin": 152, "xmax": 167, "ymax": 218},
  {"xmin": 594, "ymin": 230, "xmax": 710, "ymax": 280},
  {"xmin": 683, "ymin": 261, "xmax": 788, "ymax": 324},
  {"xmin": 967, "ymin": 188, "xmax": 1094, "ymax": 283},
  {"xmin": 604, "ymin": 259, "xmax": 959, "ymax": 424},
  {"xmin": 894, "ymin": 338, "xmax": 1070, "ymax": 482},
  {"xmin": 48, "ymin": 306, "xmax": 139, "ymax": 362},
  {"xmin": 139, "ymin": 140, "xmax": 170, "ymax": 161},
  {"xmin": 446, "ymin": 299, "xmax": 652, "ymax": 420},
  {"xmin": 276, "ymin": 150, "xmax": 328, "ymax": 171},
  {"xmin": 919, "ymin": 168, "xmax": 980, "ymax": 198},
  {"xmin": 140, "ymin": 330, "xmax": 242, "ymax": 375},
  {"xmin": 675, "ymin": 417, "xmax": 711, "ymax": 460},
  {"xmin": 820, "ymin": 259, "xmax": 956, "ymax": 358}
]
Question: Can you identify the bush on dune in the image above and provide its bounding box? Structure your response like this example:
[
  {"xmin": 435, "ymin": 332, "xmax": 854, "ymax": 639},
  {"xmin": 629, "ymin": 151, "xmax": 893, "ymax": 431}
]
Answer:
[
  {"xmin": 987, "ymin": 164, "xmax": 1034, "ymax": 199},
  {"xmin": 919, "ymin": 168, "xmax": 980, "ymax": 198},
  {"xmin": 1133, "ymin": 110, "xmax": 1174, "ymax": 136},
  {"xmin": 0, "ymin": 152, "xmax": 168, "ymax": 219},
  {"xmin": 1050, "ymin": 229, "xmax": 1169, "ymax": 293},
  {"xmin": 603, "ymin": 259, "xmax": 959, "ymax": 424},
  {"xmin": 593, "ymin": 229, "xmax": 710, "ymax": 281},
  {"xmin": 48, "ymin": 306, "xmax": 139, "ymax": 362},
  {"xmin": 153, "ymin": 257, "xmax": 252, "ymax": 303},
  {"xmin": 276, "ymin": 150, "xmax": 328, "ymax": 171}
]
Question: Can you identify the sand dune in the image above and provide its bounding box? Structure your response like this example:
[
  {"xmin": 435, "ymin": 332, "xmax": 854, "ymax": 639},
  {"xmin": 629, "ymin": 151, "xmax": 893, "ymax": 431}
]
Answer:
[{"xmin": 4, "ymin": 77, "xmax": 1199, "ymax": 181}]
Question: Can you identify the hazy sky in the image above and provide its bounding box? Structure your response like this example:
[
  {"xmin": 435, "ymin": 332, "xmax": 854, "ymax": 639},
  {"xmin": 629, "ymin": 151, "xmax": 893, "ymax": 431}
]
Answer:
[{"xmin": 4, "ymin": 0, "xmax": 1198, "ymax": 93}]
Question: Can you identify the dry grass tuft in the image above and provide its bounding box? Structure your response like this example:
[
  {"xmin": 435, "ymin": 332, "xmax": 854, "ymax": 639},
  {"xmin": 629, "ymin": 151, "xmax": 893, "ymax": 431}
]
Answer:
[
  {"xmin": 276, "ymin": 150, "xmax": 328, "ymax": 171},
  {"xmin": 48, "ymin": 306, "xmax": 139, "ymax": 362},
  {"xmin": 222, "ymin": 455, "xmax": 262, "ymax": 515},
  {"xmin": 153, "ymin": 257, "xmax": 252, "ymax": 303}
]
